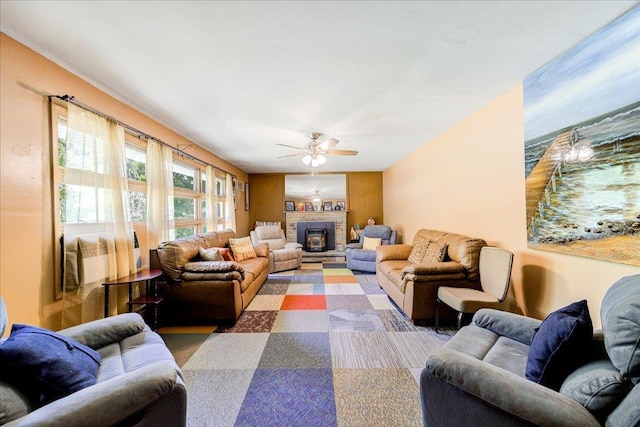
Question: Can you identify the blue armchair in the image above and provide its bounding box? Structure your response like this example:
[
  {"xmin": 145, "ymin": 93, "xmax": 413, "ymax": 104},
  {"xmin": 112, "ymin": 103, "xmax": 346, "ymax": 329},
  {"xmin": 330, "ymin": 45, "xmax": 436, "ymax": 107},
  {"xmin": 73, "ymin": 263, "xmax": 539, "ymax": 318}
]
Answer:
[{"xmin": 346, "ymin": 225, "xmax": 397, "ymax": 272}]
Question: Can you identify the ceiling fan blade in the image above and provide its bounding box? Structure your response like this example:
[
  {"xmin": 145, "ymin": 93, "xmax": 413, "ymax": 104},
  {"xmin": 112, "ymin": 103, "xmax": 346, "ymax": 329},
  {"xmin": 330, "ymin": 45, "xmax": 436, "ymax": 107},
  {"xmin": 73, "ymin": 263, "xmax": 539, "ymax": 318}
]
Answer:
[
  {"xmin": 326, "ymin": 149, "xmax": 358, "ymax": 156},
  {"xmin": 276, "ymin": 143, "xmax": 305, "ymax": 150},
  {"xmin": 277, "ymin": 153, "xmax": 304, "ymax": 158},
  {"xmin": 318, "ymin": 138, "xmax": 339, "ymax": 150}
]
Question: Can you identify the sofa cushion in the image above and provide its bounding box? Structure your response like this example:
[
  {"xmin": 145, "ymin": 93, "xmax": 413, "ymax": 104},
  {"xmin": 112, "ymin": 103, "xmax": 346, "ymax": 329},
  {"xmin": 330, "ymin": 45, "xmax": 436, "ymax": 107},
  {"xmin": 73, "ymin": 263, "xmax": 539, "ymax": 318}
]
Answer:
[
  {"xmin": 600, "ymin": 274, "xmax": 640, "ymax": 378},
  {"xmin": 362, "ymin": 236, "xmax": 381, "ymax": 251},
  {"xmin": 362, "ymin": 225, "xmax": 392, "ymax": 240},
  {"xmin": 199, "ymin": 247, "xmax": 223, "ymax": 261},
  {"xmin": 0, "ymin": 324, "xmax": 101, "ymax": 404},
  {"xmin": 0, "ymin": 379, "xmax": 34, "ymax": 424},
  {"xmin": 255, "ymin": 225, "xmax": 282, "ymax": 241},
  {"xmin": 408, "ymin": 236, "xmax": 447, "ymax": 265},
  {"xmin": 559, "ymin": 359, "xmax": 632, "ymax": 423},
  {"xmin": 184, "ymin": 261, "xmax": 243, "ymax": 274},
  {"xmin": 526, "ymin": 300, "xmax": 593, "ymax": 390},
  {"xmin": 199, "ymin": 229, "xmax": 235, "ymax": 248},
  {"xmin": 205, "ymin": 247, "xmax": 234, "ymax": 261},
  {"xmin": 229, "ymin": 237, "xmax": 257, "ymax": 261}
]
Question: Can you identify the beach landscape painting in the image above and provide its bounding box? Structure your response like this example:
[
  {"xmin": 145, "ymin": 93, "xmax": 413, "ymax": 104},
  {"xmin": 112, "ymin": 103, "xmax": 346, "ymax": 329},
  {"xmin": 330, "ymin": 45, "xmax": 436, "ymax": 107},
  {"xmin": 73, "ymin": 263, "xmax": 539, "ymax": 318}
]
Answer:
[{"xmin": 524, "ymin": 5, "xmax": 639, "ymax": 266}]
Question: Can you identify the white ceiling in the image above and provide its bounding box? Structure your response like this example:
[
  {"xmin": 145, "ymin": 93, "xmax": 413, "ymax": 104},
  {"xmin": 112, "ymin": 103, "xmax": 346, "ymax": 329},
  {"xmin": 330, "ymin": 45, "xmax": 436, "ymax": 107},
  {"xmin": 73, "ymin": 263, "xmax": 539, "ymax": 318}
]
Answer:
[{"xmin": 1, "ymin": 1, "xmax": 636, "ymax": 174}]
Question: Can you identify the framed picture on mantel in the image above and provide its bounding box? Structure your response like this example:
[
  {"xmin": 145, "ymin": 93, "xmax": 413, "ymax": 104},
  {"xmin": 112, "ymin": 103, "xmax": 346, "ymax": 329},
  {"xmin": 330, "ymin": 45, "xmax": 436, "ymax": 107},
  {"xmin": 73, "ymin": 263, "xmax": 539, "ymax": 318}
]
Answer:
[
  {"xmin": 285, "ymin": 201, "xmax": 295, "ymax": 211},
  {"xmin": 323, "ymin": 201, "xmax": 333, "ymax": 211}
]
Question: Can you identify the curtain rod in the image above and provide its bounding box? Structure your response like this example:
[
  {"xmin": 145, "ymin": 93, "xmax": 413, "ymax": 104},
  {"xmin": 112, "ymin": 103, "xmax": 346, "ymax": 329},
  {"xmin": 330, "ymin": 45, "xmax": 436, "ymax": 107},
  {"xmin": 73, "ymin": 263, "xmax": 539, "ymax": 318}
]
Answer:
[{"xmin": 48, "ymin": 94, "xmax": 237, "ymax": 179}]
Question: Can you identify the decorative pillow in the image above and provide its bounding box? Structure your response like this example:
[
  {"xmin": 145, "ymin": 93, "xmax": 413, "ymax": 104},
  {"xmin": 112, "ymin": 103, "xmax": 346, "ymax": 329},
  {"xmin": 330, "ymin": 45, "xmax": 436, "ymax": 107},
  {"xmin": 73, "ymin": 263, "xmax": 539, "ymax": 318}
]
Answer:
[
  {"xmin": 362, "ymin": 237, "xmax": 382, "ymax": 251},
  {"xmin": 205, "ymin": 247, "xmax": 233, "ymax": 261},
  {"xmin": 408, "ymin": 238, "xmax": 447, "ymax": 264},
  {"xmin": 559, "ymin": 360, "xmax": 632, "ymax": 423},
  {"xmin": 228, "ymin": 237, "xmax": 257, "ymax": 262},
  {"xmin": 526, "ymin": 300, "xmax": 593, "ymax": 390},
  {"xmin": 199, "ymin": 247, "xmax": 223, "ymax": 261},
  {"xmin": 0, "ymin": 324, "xmax": 101, "ymax": 404}
]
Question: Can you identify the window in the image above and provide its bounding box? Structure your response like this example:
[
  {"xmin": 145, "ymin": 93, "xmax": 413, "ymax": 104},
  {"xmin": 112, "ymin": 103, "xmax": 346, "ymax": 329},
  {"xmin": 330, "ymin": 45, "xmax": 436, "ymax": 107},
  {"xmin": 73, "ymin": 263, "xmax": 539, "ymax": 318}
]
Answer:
[
  {"xmin": 53, "ymin": 105, "xmax": 227, "ymax": 242},
  {"xmin": 126, "ymin": 144, "xmax": 147, "ymax": 222}
]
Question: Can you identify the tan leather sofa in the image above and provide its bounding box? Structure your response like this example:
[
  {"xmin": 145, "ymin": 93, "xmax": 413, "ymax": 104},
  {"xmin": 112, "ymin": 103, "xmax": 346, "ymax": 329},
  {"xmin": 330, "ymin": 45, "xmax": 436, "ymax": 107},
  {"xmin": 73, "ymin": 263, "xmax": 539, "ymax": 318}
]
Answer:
[
  {"xmin": 376, "ymin": 229, "xmax": 486, "ymax": 322},
  {"xmin": 150, "ymin": 229, "xmax": 269, "ymax": 323}
]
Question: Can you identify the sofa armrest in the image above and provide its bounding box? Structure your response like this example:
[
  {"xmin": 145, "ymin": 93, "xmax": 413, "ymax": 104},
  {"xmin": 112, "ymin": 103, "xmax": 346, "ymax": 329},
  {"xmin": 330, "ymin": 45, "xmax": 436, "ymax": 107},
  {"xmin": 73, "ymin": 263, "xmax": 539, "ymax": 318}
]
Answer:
[
  {"xmin": 376, "ymin": 244, "xmax": 412, "ymax": 262},
  {"xmin": 284, "ymin": 242, "xmax": 303, "ymax": 250},
  {"xmin": 6, "ymin": 362, "xmax": 183, "ymax": 427},
  {"xmin": 472, "ymin": 309, "xmax": 542, "ymax": 345},
  {"xmin": 345, "ymin": 243, "xmax": 363, "ymax": 250},
  {"xmin": 58, "ymin": 313, "xmax": 146, "ymax": 350},
  {"xmin": 184, "ymin": 261, "xmax": 244, "ymax": 274},
  {"xmin": 401, "ymin": 261, "xmax": 465, "ymax": 276},
  {"xmin": 421, "ymin": 348, "xmax": 599, "ymax": 427}
]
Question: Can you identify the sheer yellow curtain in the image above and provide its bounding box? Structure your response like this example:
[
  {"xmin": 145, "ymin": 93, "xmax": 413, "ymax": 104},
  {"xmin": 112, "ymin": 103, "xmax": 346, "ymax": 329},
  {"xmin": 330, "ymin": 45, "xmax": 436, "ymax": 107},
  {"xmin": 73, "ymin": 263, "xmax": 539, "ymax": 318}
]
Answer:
[
  {"xmin": 62, "ymin": 104, "xmax": 136, "ymax": 327},
  {"xmin": 205, "ymin": 166, "xmax": 218, "ymax": 231},
  {"xmin": 224, "ymin": 173, "xmax": 236, "ymax": 232},
  {"xmin": 146, "ymin": 139, "xmax": 174, "ymax": 246}
]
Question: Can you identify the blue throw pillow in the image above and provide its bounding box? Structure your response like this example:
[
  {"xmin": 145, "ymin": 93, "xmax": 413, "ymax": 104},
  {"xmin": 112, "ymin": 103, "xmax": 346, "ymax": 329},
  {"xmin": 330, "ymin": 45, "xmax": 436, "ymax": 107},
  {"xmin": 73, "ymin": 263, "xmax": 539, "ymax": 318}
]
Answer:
[
  {"xmin": 526, "ymin": 300, "xmax": 593, "ymax": 390},
  {"xmin": 0, "ymin": 324, "xmax": 101, "ymax": 404}
]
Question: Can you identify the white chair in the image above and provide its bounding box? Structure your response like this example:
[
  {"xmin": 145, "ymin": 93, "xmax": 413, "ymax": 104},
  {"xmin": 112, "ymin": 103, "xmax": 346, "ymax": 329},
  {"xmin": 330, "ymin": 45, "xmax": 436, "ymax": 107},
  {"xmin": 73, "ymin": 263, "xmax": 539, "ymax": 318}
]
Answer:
[
  {"xmin": 435, "ymin": 246, "xmax": 514, "ymax": 332},
  {"xmin": 250, "ymin": 225, "xmax": 302, "ymax": 273}
]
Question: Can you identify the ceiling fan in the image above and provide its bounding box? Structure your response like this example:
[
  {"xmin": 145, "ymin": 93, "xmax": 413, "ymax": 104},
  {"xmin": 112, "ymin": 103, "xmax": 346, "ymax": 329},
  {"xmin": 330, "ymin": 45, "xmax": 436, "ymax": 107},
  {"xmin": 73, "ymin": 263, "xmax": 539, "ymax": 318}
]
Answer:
[{"xmin": 277, "ymin": 132, "xmax": 358, "ymax": 168}]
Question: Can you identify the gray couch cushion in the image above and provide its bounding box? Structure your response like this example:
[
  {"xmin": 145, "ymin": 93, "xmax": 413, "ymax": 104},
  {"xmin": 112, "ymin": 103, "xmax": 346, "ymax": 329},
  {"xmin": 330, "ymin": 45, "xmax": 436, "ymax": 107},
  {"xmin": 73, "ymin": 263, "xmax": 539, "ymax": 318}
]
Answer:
[
  {"xmin": 361, "ymin": 225, "xmax": 392, "ymax": 241},
  {"xmin": 600, "ymin": 274, "xmax": 640, "ymax": 378},
  {"xmin": 560, "ymin": 359, "xmax": 632, "ymax": 423},
  {"xmin": 0, "ymin": 379, "xmax": 35, "ymax": 424}
]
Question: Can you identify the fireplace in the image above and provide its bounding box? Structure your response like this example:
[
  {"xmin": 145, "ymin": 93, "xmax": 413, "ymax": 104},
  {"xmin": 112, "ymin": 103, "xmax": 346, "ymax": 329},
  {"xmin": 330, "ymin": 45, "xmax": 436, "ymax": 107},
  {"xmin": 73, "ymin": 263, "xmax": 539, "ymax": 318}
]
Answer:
[
  {"xmin": 305, "ymin": 228, "xmax": 327, "ymax": 252},
  {"xmin": 296, "ymin": 221, "xmax": 336, "ymax": 251}
]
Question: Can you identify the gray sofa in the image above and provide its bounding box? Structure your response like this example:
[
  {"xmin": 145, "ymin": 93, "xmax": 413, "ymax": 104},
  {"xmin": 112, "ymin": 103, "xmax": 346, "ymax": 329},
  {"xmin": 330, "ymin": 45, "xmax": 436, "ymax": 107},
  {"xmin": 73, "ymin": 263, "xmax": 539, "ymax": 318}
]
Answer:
[
  {"xmin": 1, "ymin": 310, "xmax": 186, "ymax": 426},
  {"xmin": 345, "ymin": 225, "xmax": 397, "ymax": 272},
  {"xmin": 420, "ymin": 274, "xmax": 640, "ymax": 427}
]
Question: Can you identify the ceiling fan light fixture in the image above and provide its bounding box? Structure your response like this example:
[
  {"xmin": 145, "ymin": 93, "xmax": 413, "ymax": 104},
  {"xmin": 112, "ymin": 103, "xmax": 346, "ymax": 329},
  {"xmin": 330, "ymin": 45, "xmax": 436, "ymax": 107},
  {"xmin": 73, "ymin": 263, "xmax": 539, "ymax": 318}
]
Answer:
[
  {"xmin": 311, "ymin": 156, "xmax": 321, "ymax": 167},
  {"xmin": 317, "ymin": 154, "xmax": 326, "ymax": 165},
  {"xmin": 302, "ymin": 154, "xmax": 312, "ymax": 165}
]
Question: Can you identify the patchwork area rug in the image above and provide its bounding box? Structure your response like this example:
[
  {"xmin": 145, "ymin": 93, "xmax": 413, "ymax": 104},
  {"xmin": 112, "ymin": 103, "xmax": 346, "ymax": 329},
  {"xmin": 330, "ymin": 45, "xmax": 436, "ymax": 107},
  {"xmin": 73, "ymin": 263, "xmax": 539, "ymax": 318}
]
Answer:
[{"xmin": 161, "ymin": 263, "xmax": 454, "ymax": 427}]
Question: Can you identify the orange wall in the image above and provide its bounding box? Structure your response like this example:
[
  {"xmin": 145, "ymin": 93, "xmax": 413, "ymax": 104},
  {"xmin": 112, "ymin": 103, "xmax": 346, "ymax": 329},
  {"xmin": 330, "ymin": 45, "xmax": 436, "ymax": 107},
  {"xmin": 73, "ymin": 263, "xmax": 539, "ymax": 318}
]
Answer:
[
  {"xmin": 383, "ymin": 85, "xmax": 639, "ymax": 327},
  {"xmin": 0, "ymin": 33, "xmax": 249, "ymax": 331}
]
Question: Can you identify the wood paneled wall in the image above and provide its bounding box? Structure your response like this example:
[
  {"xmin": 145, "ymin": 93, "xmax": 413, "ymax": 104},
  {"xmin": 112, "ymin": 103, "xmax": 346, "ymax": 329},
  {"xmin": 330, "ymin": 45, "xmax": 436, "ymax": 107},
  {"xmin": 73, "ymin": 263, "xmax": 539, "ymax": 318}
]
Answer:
[
  {"xmin": 248, "ymin": 174, "xmax": 286, "ymax": 227},
  {"xmin": 248, "ymin": 172, "xmax": 383, "ymax": 233},
  {"xmin": 347, "ymin": 172, "xmax": 383, "ymax": 232}
]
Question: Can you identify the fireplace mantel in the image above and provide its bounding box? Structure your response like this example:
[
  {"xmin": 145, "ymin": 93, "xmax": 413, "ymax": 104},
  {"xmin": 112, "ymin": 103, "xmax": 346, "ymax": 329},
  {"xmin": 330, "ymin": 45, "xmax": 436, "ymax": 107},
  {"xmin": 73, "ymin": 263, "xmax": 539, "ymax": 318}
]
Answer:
[{"xmin": 285, "ymin": 211, "xmax": 347, "ymax": 249}]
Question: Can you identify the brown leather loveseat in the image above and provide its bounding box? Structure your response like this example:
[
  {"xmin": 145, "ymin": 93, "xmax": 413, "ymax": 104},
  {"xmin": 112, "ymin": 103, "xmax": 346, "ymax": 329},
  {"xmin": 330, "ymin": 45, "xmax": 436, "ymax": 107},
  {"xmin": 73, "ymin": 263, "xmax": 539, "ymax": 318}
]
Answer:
[
  {"xmin": 150, "ymin": 229, "xmax": 269, "ymax": 324},
  {"xmin": 376, "ymin": 229, "xmax": 486, "ymax": 322}
]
